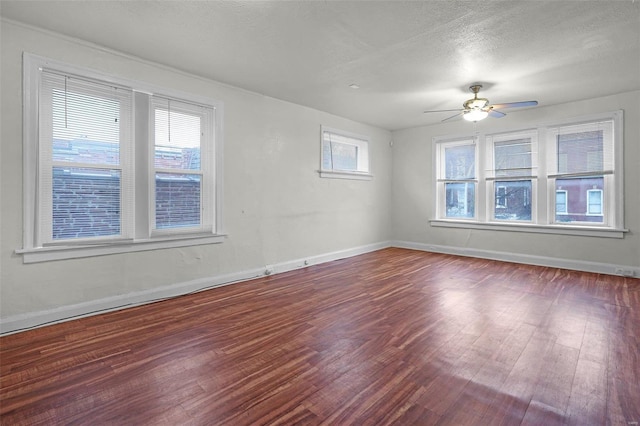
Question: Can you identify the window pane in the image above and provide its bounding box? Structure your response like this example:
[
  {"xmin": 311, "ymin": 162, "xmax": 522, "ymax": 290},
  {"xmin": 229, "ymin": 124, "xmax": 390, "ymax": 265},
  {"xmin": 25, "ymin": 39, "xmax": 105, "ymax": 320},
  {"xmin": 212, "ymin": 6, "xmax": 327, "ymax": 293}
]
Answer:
[
  {"xmin": 321, "ymin": 129, "xmax": 369, "ymax": 174},
  {"xmin": 555, "ymin": 177, "xmax": 604, "ymax": 223},
  {"xmin": 155, "ymin": 173, "xmax": 201, "ymax": 229},
  {"xmin": 445, "ymin": 182, "xmax": 475, "ymax": 218},
  {"xmin": 494, "ymin": 180, "xmax": 532, "ymax": 221},
  {"xmin": 155, "ymin": 109, "xmax": 201, "ymax": 170},
  {"xmin": 494, "ymin": 138, "xmax": 531, "ymax": 177},
  {"xmin": 323, "ymin": 141, "xmax": 358, "ymax": 171},
  {"xmin": 52, "ymin": 167, "xmax": 121, "ymax": 239},
  {"xmin": 445, "ymin": 145, "xmax": 475, "ymax": 179},
  {"xmin": 557, "ymin": 131, "xmax": 603, "ymax": 174},
  {"xmin": 52, "ymin": 89, "xmax": 120, "ymax": 165}
]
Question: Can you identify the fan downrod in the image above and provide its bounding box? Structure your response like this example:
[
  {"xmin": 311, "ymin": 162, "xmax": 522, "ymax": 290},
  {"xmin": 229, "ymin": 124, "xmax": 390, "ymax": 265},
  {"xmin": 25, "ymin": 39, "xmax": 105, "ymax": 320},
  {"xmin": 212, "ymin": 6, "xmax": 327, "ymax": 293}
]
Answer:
[{"xmin": 469, "ymin": 84, "xmax": 483, "ymax": 95}]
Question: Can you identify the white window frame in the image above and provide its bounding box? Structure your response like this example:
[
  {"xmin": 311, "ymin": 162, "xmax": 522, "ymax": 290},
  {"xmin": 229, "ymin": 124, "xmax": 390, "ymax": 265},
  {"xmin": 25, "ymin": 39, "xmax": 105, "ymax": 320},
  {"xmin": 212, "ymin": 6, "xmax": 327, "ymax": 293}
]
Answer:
[
  {"xmin": 431, "ymin": 111, "xmax": 626, "ymax": 238},
  {"xmin": 546, "ymin": 115, "xmax": 617, "ymax": 227},
  {"xmin": 485, "ymin": 130, "xmax": 538, "ymax": 223},
  {"xmin": 319, "ymin": 126, "xmax": 372, "ymax": 180},
  {"xmin": 149, "ymin": 97, "xmax": 214, "ymax": 237},
  {"xmin": 18, "ymin": 53, "xmax": 225, "ymax": 263},
  {"xmin": 434, "ymin": 136, "xmax": 479, "ymax": 221}
]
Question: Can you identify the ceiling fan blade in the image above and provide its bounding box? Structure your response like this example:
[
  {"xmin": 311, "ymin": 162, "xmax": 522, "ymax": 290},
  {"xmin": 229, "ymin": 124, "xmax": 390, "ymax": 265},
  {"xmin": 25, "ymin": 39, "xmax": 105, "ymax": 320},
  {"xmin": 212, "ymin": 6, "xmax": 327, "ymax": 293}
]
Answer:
[
  {"xmin": 441, "ymin": 112, "xmax": 464, "ymax": 122},
  {"xmin": 423, "ymin": 108, "xmax": 462, "ymax": 114},
  {"xmin": 488, "ymin": 109, "xmax": 506, "ymax": 118},
  {"xmin": 491, "ymin": 100, "xmax": 538, "ymax": 110}
]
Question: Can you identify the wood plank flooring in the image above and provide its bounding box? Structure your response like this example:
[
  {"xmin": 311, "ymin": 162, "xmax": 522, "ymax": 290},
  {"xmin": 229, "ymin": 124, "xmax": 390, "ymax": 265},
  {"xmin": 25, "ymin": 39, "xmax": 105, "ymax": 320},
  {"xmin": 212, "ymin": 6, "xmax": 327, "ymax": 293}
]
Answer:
[{"xmin": 1, "ymin": 248, "xmax": 639, "ymax": 425}]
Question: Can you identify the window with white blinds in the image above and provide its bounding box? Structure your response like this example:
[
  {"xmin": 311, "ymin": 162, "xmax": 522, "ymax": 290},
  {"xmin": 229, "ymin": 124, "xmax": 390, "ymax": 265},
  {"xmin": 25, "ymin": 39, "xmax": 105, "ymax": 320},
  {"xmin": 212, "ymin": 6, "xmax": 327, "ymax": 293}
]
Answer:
[
  {"xmin": 20, "ymin": 53, "xmax": 224, "ymax": 262},
  {"xmin": 432, "ymin": 111, "xmax": 624, "ymax": 236},
  {"xmin": 486, "ymin": 131, "xmax": 537, "ymax": 222},
  {"xmin": 547, "ymin": 119, "xmax": 615, "ymax": 225},
  {"xmin": 39, "ymin": 70, "xmax": 134, "ymax": 245},
  {"xmin": 151, "ymin": 97, "xmax": 214, "ymax": 234}
]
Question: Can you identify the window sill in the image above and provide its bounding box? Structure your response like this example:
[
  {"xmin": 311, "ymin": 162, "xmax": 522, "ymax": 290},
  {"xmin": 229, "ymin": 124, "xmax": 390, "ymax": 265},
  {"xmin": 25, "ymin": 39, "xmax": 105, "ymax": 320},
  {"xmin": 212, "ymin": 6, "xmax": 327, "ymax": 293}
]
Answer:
[
  {"xmin": 429, "ymin": 219, "xmax": 627, "ymax": 239},
  {"xmin": 318, "ymin": 170, "xmax": 373, "ymax": 180},
  {"xmin": 16, "ymin": 233, "xmax": 227, "ymax": 263}
]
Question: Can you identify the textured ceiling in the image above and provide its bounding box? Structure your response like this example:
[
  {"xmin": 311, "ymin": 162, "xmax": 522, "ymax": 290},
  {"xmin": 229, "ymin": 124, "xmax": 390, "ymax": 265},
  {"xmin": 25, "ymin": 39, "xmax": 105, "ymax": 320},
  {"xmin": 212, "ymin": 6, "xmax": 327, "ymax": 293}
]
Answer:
[{"xmin": 1, "ymin": 1, "xmax": 639, "ymax": 130}]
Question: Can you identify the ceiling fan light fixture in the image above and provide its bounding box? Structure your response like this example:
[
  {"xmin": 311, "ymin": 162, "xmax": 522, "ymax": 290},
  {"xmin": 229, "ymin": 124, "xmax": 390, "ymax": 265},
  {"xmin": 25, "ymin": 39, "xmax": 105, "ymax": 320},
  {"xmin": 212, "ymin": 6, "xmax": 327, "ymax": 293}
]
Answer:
[{"xmin": 463, "ymin": 109, "xmax": 488, "ymax": 122}]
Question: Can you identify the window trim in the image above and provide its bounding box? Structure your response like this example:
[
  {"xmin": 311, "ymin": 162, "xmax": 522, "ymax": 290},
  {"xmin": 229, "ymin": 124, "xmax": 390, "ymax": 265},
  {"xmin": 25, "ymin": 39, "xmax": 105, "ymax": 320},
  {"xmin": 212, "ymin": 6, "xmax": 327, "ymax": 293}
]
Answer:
[
  {"xmin": 318, "ymin": 126, "xmax": 372, "ymax": 180},
  {"xmin": 19, "ymin": 53, "xmax": 225, "ymax": 263},
  {"xmin": 431, "ymin": 110, "xmax": 626, "ymax": 237}
]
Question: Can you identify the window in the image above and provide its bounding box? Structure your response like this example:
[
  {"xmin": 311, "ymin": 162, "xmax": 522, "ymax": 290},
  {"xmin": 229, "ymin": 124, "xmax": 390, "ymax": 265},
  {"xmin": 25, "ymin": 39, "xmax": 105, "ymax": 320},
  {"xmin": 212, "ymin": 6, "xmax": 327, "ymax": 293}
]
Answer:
[
  {"xmin": 556, "ymin": 190, "xmax": 568, "ymax": 214},
  {"xmin": 496, "ymin": 186, "xmax": 507, "ymax": 208},
  {"xmin": 587, "ymin": 189, "xmax": 603, "ymax": 215},
  {"xmin": 436, "ymin": 139, "xmax": 476, "ymax": 219},
  {"xmin": 319, "ymin": 127, "xmax": 371, "ymax": 180},
  {"xmin": 151, "ymin": 98, "xmax": 213, "ymax": 233},
  {"xmin": 487, "ymin": 132, "xmax": 536, "ymax": 222},
  {"xmin": 432, "ymin": 111, "xmax": 624, "ymax": 237},
  {"xmin": 42, "ymin": 69, "xmax": 133, "ymax": 242},
  {"xmin": 548, "ymin": 120, "xmax": 614, "ymax": 225},
  {"xmin": 20, "ymin": 54, "xmax": 224, "ymax": 262}
]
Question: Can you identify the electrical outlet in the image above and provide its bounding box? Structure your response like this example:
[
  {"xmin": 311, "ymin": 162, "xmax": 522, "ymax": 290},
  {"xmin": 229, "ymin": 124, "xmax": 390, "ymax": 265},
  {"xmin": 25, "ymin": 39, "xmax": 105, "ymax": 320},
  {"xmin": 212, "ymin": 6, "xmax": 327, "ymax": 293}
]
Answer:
[{"xmin": 615, "ymin": 268, "xmax": 636, "ymax": 277}]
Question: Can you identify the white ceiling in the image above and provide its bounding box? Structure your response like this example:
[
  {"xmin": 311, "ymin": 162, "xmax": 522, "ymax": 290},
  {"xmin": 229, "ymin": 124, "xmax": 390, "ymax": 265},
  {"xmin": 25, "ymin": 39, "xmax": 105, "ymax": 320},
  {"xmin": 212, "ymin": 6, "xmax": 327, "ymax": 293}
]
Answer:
[{"xmin": 1, "ymin": 1, "xmax": 639, "ymax": 131}]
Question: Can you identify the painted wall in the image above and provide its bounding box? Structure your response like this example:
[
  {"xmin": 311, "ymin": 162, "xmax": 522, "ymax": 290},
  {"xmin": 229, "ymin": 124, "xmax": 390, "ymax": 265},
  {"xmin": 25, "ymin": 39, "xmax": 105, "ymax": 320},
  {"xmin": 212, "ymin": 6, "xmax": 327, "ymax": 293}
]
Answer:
[
  {"xmin": 0, "ymin": 21, "xmax": 392, "ymax": 327},
  {"xmin": 391, "ymin": 90, "xmax": 640, "ymax": 270}
]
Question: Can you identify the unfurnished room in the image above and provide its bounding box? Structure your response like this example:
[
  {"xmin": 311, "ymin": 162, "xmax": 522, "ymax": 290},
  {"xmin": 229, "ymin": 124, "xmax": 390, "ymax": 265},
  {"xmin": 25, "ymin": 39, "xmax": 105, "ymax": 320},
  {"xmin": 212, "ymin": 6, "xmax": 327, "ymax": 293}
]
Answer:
[{"xmin": 0, "ymin": 1, "xmax": 639, "ymax": 425}]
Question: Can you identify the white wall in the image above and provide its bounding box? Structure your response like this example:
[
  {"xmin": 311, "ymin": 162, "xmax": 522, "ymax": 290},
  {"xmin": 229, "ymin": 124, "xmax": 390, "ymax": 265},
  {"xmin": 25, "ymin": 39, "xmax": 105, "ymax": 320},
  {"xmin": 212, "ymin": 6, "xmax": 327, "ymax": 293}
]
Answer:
[
  {"xmin": 0, "ymin": 21, "xmax": 392, "ymax": 331},
  {"xmin": 391, "ymin": 90, "xmax": 640, "ymax": 272}
]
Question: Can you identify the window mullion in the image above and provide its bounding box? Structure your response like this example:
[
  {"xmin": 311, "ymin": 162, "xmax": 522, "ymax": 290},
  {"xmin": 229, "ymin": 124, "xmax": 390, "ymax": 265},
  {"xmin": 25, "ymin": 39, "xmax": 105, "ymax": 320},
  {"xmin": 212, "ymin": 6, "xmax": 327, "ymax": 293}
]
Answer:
[
  {"xmin": 476, "ymin": 134, "xmax": 486, "ymax": 222},
  {"xmin": 134, "ymin": 91, "xmax": 151, "ymax": 240},
  {"xmin": 537, "ymin": 127, "xmax": 549, "ymax": 225}
]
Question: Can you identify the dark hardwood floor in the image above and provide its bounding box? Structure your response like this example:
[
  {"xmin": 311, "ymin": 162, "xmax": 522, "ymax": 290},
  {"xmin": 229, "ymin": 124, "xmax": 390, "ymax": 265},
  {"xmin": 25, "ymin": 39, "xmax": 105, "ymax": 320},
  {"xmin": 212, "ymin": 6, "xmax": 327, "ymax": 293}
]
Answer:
[{"xmin": 1, "ymin": 248, "xmax": 639, "ymax": 425}]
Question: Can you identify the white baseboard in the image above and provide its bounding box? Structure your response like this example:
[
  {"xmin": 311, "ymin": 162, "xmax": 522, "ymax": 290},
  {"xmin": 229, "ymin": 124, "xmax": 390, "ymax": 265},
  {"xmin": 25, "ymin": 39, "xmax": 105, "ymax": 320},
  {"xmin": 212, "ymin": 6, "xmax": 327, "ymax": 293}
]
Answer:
[
  {"xmin": 0, "ymin": 241, "xmax": 390, "ymax": 335},
  {"xmin": 392, "ymin": 240, "xmax": 640, "ymax": 278}
]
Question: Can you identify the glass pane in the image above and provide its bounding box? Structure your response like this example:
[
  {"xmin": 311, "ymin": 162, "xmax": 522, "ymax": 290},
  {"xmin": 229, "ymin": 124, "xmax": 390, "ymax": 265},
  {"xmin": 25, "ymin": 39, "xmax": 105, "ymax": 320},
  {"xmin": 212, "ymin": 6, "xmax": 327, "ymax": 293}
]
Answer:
[
  {"xmin": 555, "ymin": 177, "xmax": 604, "ymax": 223},
  {"xmin": 155, "ymin": 109, "xmax": 201, "ymax": 170},
  {"xmin": 52, "ymin": 167, "xmax": 121, "ymax": 240},
  {"xmin": 52, "ymin": 89, "xmax": 120, "ymax": 165},
  {"xmin": 445, "ymin": 144, "xmax": 475, "ymax": 179},
  {"xmin": 557, "ymin": 130, "xmax": 603, "ymax": 174},
  {"xmin": 445, "ymin": 182, "xmax": 475, "ymax": 218},
  {"xmin": 323, "ymin": 141, "xmax": 358, "ymax": 171},
  {"xmin": 321, "ymin": 130, "xmax": 368, "ymax": 173},
  {"xmin": 494, "ymin": 138, "xmax": 531, "ymax": 177},
  {"xmin": 493, "ymin": 181, "xmax": 532, "ymax": 221},
  {"xmin": 155, "ymin": 173, "xmax": 201, "ymax": 229}
]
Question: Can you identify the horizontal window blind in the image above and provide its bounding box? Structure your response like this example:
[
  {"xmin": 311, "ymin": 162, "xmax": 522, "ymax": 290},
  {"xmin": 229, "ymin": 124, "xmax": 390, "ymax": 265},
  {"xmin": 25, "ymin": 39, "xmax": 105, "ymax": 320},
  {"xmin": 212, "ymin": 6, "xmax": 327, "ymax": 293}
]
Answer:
[
  {"xmin": 39, "ymin": 69, "xmax": 133, "ymax": 244},
  {"xmin": 151, "ymin": 97, "xmax": 214, "ymax": 234},
  {"xmin": 443, "ymin": 143, "xmax": 475, "ymax": 180},
  {"xmin": 548, "ymin": 120, "xmax": 614, "ymax": 177}
]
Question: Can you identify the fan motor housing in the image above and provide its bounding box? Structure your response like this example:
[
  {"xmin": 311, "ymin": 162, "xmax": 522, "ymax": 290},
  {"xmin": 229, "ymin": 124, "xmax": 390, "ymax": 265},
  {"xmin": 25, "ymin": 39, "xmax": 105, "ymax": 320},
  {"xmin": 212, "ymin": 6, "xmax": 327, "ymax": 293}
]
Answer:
[{"xmin": 464, "ymin": 97, "xmax": 489, "ymax": 110}]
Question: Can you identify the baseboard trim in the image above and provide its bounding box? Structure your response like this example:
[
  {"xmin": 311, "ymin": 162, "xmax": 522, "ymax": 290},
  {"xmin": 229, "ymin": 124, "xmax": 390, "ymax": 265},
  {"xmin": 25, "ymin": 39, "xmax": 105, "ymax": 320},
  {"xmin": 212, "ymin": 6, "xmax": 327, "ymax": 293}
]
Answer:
[
  {"xmin": 0, "ymin": 241, "xmax": 391, "ymax": 335},
  {"xmin": 392, "ymin": 240, "xmax": 640, "ymax": 278}
]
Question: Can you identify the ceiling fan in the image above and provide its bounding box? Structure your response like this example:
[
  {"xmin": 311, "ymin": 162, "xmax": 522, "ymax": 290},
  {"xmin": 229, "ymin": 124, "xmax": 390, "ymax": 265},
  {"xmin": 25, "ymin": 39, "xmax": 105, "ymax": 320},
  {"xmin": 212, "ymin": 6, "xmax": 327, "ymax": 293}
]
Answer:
[{"xmin": 424, "ymin": 84, "xmax": 538, "ymax": 122}]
